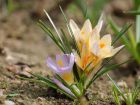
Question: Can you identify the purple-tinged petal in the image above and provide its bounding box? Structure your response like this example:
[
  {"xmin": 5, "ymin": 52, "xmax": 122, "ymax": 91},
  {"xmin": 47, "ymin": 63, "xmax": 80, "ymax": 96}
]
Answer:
[
  {"xmin": 56, "ymin": 54, "xmax": 69, "ymax": 67},
  {"xmin": 46, "ymin": 57, "xmax": 60, "ymax": 73},
  {"xmin": 53, "ymin": 78, "xmax": 75, "ymax": 97},
  {"xmin": 60, "ymin": 53, "xmax": 74, "ymax": 72},
  {"xmin": 92, "ymin": 42, "xmax": 99, "ymax": 56}
]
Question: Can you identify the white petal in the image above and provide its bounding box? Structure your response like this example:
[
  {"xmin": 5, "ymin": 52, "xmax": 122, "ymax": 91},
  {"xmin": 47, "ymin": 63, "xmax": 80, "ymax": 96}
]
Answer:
[
  {"xmin": 91, "ymin": 42, "xmax": 99, "ymax": 56},
  {"xmin": 99, "ymin": 46, "xmax": 113, "ymax": 58},
  {"xmin": 95, "ymin": 20, "xmax": 103, "ymax": 33},
  {"xmin": 90, "ymin": 20, "xmax": 103, "ymax": 46},
  {"xmin": 100, "ymin": 34, "xmax": 112, "ymax": 45},
  {"xmin": 112, "ymin": 45, "xmax": 125, "ymax": 56},
  {"xmin": 81, "ymin": 19, "xmax": 92, "ymax": 34},
  {"xmin": 69, "ymin": 19, "xmax": 81, "ymax": 40}
]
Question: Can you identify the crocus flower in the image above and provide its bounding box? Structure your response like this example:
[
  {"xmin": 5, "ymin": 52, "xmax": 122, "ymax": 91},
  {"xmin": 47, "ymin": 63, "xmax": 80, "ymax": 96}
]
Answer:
[
  {"xmin": 90, "ymin": 34, "xmax": 124, "ymax": 59},
  {"xmin": 70, "ymin": 19, "xmax": 92, "ymax": 52},
  {"xmin": 70, "ymin": 19, "xmax": 124, "ymax": 73},
  {"xmin": 53, "ymin": 78, "xmax": 75, "ymax": 97},
  {"xmin": 46, "ymin": 53, "xmax": 74, "ymax": 85},
  {"xmin": 70, "ymin": 19, "xmax": 103, "ymax": 72}
]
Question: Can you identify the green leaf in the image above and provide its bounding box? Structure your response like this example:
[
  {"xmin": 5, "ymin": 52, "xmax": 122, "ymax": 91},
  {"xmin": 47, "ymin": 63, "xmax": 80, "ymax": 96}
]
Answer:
[
  {"xmin": 73, "ymin": 64, "xmax": 80, "ymax": 82},
  {"xmin": 7, "ymin": 93, "xmax": 20, "ymax": 98},
  {"xmin": 109, "ymin": 19, "xmax": 133, "ymax": 53},
  {"xmin": 123, "ymin": 11, "xmax": 140, "ymax": 15},
  {"xmin": 107, "ymin": 74, "xmax": 127, "ymax": 101},
  {"xmin": 112, "ymin": 85, "xmax": 121, "ymax": 105},
  {"xmin": 74, "ymin": 0, "xmax": 88, "ymax": 19},
  {"xmin": 136, "ymin": 6, "xmax": 140, "ymax": 43},
  {"xmin": 7, "ymin": 0, "xmax": 16, "ymax": 14},
  {"xmin": 136, "ymin": 43, "xmax": 140, "ymax": 64},
  {"xmin": 37, "ymin": 20, "xmax": 65, "ymax": 53},
  {"xmin": 60, "ymin": 29, "xmax": 72, "ymax": 53},
  {"xmin": 59, "ymin": 6, "xmax": 80, "ymax": 55},
  {"xmin": 86, "ymin": 59, "xmax": 130, "ymax": 89},
  {"xmin": 92, "ymin": 60, "xmax": 129, "ymax": 83},
  {"xmin": 134, "ymin": 0, "xmax": 140, "ymax": 9},
  {"xmin": 19, "ymin": 74, "xmax": 75, "ymax": 100},
  {"xmin": 112, "ymin": 23, "xmax": 132, "ymax": 45}
]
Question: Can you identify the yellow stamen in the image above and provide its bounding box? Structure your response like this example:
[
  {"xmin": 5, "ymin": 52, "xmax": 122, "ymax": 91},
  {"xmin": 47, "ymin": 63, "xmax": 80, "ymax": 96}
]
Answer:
[
  {"xmin": 57, "ymin": 60, "xmax": 64, "ymax": 67},
  {"xmin": 61, "ymin": 72, "xmax": 73, "ymax": 84},
  {"xmin": 100, "ymin": 43, "xmax": 105, "ymax": 48},
  {"xmin": 81, "ymin": 31, "xmax": 85, "ymax": 35}
]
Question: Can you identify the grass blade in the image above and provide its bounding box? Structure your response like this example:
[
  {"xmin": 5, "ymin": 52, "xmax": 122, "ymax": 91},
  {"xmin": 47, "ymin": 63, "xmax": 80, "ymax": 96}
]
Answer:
[
  {"xmin": 38, "ymin": 20, "xmax": 65, "ymax": 53},
  {"xmin": 112, "ymin": 23, "xmax": 132, "ymax": 45},
  {"xmin": 59, "ymin": 6, "xmax": 80, "ymax": 55},
  {"xmin": 136, "ymin": 6, "xmax": 140, "ymax": 43}
]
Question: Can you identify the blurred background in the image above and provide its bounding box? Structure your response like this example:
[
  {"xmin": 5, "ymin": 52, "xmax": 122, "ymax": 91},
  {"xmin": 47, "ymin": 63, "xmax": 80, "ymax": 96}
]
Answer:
[{"xmin": 0, "ymin": 0, "xmax": 139, "ymax": 104}]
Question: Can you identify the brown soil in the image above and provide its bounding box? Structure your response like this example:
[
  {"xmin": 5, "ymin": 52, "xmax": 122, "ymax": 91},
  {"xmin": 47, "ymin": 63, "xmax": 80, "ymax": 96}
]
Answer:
[{"xmin": 0, "ymin": 0, "xmax": 139, "ymax": 105}]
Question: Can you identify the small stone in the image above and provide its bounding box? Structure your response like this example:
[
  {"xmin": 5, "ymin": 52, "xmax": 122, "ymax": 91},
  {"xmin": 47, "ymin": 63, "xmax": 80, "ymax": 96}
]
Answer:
[{"xmin": 4, "ymin": 100, "xmax": 15, "ymax": 105}]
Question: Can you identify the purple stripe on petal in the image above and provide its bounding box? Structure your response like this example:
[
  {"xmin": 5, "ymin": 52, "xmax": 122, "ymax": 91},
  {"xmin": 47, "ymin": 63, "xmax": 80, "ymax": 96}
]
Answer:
[{"xmin": 53, "ymin": 78, "xmax": 75, "ymax": 97}]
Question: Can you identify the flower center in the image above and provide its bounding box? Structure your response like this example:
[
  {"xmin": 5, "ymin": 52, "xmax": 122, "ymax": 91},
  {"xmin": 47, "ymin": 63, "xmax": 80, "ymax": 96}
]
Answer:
[
  {"xmin": 57, "ymin": 60, "xmax": 64, "ymax": 67},
  {"xmin": 100, "ymin": 43, "xmax": 105, "ymax": 48},
  {"xmin": 81, "ymin": 31, "xmax": 85, "ymax": 35},
  {"xmin": 61, "ymin": 72, "xmax": 73, "ymax": 84}
]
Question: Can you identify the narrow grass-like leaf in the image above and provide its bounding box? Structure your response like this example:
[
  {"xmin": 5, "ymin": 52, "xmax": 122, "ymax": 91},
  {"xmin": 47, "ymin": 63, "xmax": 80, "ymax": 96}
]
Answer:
[
  {"xmin": 73, "ymin": 64, "xmax": 80, "ymax": 82},
  {"xmin": 123, "ymin": 11, "xmax": 140, "ymax": 15},
  {"xmin": 38, "ymin": 20, "xmax": 65, "ymax": 53},
  {"xmin": 109, "ymin": 19, "xmax": 132, "ymax": 51},
  {"xmin": 136, "ymin": 6, "xmax": 140, "ymax": 43},
  {"xmin": 18, "ymin": 76, "xmax": 50, "ymax": 87},
  {"xmin": 60, "ymin": 29, "xmax": 72, "ymax": 53},
  {"xmin": 127, "ymin": 28, "xmax": 136, "ymax": 48},
  {"xmin": 112, "ymin": 23, "xmax": 132, "ymax": 45},
  {"xmin": 29, "ymin": 73, "xmax": 58, "ymax": 89},
  {"xmin": 134, "ymin": 0, "xmax": 140, "ymax": 9},
  {"xmin": 44, "ymin": 10, "xmax": 63, "ymax": 44},
  {"xmin": 91, "ymin": 60, "xmax": 130, "ymax": 84},
  {"xmin": 107, "ymin": 74, "xmax": 127, "ymax": 101},
  {"xmin": 59, "ymin": 6, "xmax": 80, "ymax": 55},
  {"xmin": 112, "ymin": 85, "xmax": 121, "ymax": 105},
  {"xmin": 19, "ymin": 75, "xmax": 75, "ymax": 99},
  {"xmin": 7, "ymin": 0, "xmax": 15, "ymax": 14}
]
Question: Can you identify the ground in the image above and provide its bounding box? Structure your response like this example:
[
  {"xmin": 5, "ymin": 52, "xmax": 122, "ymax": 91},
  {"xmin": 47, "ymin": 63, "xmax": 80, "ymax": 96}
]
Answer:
[{"xmin": 0, "ymin": 0, "xmax": 139, "ymax": 105}]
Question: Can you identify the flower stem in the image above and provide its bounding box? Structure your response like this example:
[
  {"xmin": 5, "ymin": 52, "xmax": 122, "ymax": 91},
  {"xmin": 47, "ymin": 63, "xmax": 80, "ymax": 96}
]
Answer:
[{"xmin": 79, "ymin": 96, "xmax": 89, "ymax": 105}]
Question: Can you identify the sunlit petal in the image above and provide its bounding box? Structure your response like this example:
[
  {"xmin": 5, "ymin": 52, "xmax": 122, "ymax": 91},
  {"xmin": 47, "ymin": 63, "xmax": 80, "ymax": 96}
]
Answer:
[
  {"xmin": 69, "ymin": 19, "xmax": 81, "ymax": 41},
  {"xmin": 81, "ymin": 19, "xmax": 92, "ymax": 36},
  {"xmin": 111, "ymin": 45, "xmax": 125, "ymax": 56},
  {"xmin": 100, "ymin": 34, "xmax": 112, "ymax": 45}
]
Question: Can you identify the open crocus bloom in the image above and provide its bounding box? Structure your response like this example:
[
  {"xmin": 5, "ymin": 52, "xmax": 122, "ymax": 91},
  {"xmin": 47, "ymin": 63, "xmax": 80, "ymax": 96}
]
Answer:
[
  {"xmin": 90, "ymin": 34, "xmax": 124, "ymax": 59},
  {"xmin": 70, "ymin": 19, "xmax": 103, "ymax": 72},
  {"xmin": 70, "ymin": 19, "xmax": 124, "ymax": 73},
  {"xmin": 46, "ymin": 53, "xmax": 74, "ymax": 85}
]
